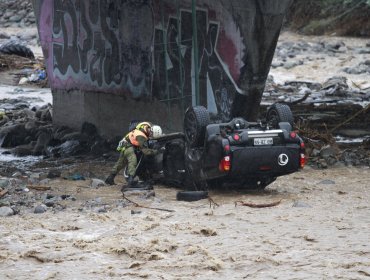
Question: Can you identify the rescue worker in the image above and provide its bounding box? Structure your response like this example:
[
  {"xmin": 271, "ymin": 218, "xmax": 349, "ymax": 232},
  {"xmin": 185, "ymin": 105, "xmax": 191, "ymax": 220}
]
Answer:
[{"xmin": 105, "ymin": 122, "xmax": 162, "ymax": 189}]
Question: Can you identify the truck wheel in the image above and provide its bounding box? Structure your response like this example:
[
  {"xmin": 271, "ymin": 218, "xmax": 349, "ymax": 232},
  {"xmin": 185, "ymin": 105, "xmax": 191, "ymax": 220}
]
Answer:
[
  {"xmin": 267, "ymin": 103, "xmax": 294, "ymax": 128},
  {"xmin": 184, "ymin": 106, "xmax": 210, "ymax": 147},
  {"xmin": 176, "ymin": 191, "xmax": 208, "ymax": 202},
  {"xmin": 0, "ymin": 41, "xmax": 35, "ymax": 59}
]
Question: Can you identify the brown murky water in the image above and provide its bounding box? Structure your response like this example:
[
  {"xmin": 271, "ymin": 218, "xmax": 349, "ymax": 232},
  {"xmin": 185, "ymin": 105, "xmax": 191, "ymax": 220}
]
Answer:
[{"xmin": 1, "ymin": 166, "xmax": 370, "ymax": 279}]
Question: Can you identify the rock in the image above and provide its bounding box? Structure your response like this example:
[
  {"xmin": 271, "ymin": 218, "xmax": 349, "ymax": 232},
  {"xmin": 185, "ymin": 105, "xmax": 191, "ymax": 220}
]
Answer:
[
  {"xmin": 91, "ymin": 178, "xmax": 106, "ymax": 188},
  {"xmin": 33, "ymin": 131, "xmax": 52, "ymax": 155},
  {"xmin": 12, "ymin": 144, "xmax": 34, "ymax": 156},
  {"xmin": 0, "ymin": 179, "xmax": 10, "ymax": 188},
  {"xmin": 34, "ymin": 204, "xmax": 47, "ymax": 214},
  {"xmin": 283, "ymin": 61, "xmax": 298, "ymax": 69},
  {"xmin": 317, "ymin": 158, "xmax": 328, "ymax": 169},
  {"xmin": 43, "ymin": 199, "xmax": 56, "ymax": 207},
  {"xmin": 97, "ymin": 207, "xmax": 107, "ymax": 213},
  {"xmin": 0, "ymin": 206, "xmax": 14, "ymax": 216},
  {"xmin": 0, "ymin": 124, "xmax": 28, "ymax": 148},
  {"xmin": 0, "ymin": 200, "xmax": 11, "ymax": 207},
  {"xmin": 9, "ymin": 15, "xmax": 22, "ymax": 22},
  {"xmin": 144, "ymin": 191, "xmax": 156, "ymax": 199},
  {"xmin": 47, "ymin": 170, "xmax": 61, "ymax": 179},
  {"xmin": 0, "ymin": 32, "xmax": 10, "ymax": 39}
]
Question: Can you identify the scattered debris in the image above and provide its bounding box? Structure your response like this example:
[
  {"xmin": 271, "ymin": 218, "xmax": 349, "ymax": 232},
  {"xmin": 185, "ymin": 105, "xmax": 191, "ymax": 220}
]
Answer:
[
  {"xmin": 235, "ymin": 200, "xmax": 282, "ymax": 208},
  {"xmin": 123, "ymin": 195, "xmax": 175, "ymax": 213}
]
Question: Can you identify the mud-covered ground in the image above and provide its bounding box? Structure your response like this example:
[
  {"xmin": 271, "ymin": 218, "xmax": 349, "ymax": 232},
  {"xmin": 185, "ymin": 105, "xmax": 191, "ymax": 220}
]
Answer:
[{"xmin": 1, "ymin": 24, "xmax": 370, "ymax": 279}]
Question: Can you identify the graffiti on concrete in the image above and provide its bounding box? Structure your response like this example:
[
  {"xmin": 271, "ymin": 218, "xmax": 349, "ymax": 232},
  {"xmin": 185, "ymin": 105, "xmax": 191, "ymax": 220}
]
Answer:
[
  {"xmin": 51, "ymin": 0, "xmax": 153, "ymax": 97},
  {"xmin": 153, "ymin": 8, "xmax": 241, "ymax": 121},
  {"xmin": 48, "ymin": 0, "xmax": 242, "ymax": 120}
]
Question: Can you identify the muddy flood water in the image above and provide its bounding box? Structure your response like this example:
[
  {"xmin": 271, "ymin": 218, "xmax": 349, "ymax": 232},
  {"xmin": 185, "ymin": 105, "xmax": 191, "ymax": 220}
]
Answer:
[{"xmin": 1, "ymin": 165, "xmax": 370, "ymax": 280}]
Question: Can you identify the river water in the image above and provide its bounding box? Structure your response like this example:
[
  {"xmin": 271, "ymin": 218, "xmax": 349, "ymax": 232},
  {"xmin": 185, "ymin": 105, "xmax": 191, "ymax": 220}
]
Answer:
[{"xmin": 1, "ymin": 166, "xmax": 370, "ymax": 279}]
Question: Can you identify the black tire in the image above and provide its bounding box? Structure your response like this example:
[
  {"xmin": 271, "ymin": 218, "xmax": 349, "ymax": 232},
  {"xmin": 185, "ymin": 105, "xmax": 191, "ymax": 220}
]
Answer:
[
  {"xmin": 0, "ymin": 41, "xmax": 35, "ymax": 59},
  {"xmin": 267, "ymin": 103, "xmax": 294, "ymax": 128},
  {"xmin": 184, "ymin": 106, "xmax": 210, "ymax": 147},
  {"xmin": 176, "ymin": 191, "xmax": 208, "ymax": 202}
]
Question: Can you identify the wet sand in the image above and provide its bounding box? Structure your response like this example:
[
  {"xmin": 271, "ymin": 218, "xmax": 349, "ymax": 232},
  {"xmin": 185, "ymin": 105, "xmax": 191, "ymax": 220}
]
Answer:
[{"xmin": 1, "ymin": 166, "xmax": 370, "ymax": 279}]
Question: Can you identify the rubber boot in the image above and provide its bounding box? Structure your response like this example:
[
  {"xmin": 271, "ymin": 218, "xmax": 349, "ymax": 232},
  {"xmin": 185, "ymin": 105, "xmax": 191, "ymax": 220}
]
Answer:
[
  {"xmin": 105, "ymin": 173, "xmax": 116, "ymax": 185},
  {"xmin": 126, "ymin": 175, "xmax": 134, "ymax": 187},
  {"xmin": 121, "ymin": 175, "xmax": 135, "ymax": 193}
]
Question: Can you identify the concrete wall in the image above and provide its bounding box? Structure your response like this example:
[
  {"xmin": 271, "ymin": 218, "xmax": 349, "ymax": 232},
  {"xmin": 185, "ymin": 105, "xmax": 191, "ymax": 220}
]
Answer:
[{"xmin": 33, "ymin": 0, "xmax": 292, "ymax": 138}]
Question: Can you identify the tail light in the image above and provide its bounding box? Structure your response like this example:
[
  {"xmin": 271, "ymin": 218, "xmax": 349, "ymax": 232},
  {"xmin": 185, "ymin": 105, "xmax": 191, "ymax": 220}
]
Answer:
[
  {"xmin": 300, "ymin": 153, "xmax": 306, "ymax": 168},
  {"xmin": 290, "ymin": 131, "xmax": 297, "ymax": 139},
  {"xmin": 219, "ymin": 156, "xmax": 231, "ymax": 172}
]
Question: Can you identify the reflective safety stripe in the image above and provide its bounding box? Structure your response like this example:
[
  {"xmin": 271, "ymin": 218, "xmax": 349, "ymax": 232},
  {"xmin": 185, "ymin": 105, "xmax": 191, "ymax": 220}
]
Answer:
[{"xmin": 128, "ymin": 129, "xmax": 148, "ymax": 147}]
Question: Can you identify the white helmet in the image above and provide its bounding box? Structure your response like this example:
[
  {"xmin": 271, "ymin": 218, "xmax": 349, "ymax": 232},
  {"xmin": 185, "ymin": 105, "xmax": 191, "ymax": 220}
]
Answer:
[{"xmin": 151, "ymin": 125, "xmax": 162, "ymax": 138}]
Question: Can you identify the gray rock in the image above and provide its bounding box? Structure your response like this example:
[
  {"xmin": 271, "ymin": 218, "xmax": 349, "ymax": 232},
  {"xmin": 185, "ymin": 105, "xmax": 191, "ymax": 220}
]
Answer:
[
  {"xmin": 144, "ymin": 191, "xmax": 156, "ymax": 199},
  {"xmin": 97, "ymin": 207, "xmax": 107, "ymax": 213},
  {"xmin": 0, "ymin": 179, "xmax": 10, "ymax": 188},
  {"xmin": 0, "ymin": 200, "xmax": 11, "ymax": 207},
  {"xmin": 34, "ymin": 204, "xmax": 47, "ymax": 214},
  {"xmin": 0, "ymin": 206, "xmax": 14, "ymax": 216},
  {"xmin": 47, "ymin": 170, "xmax": 61, "ymax": 179},
  {"xmin": 0, "ymin": 32, "xmax": 10, "ymax": 39},
  {"xmin": 9, "ymin": 15, "xmax": 22, "ymax": 22},
  {"xmin": 43, "ymin": 199, "xmax": 56, "ymax": 207},
  {"xmin": 3, "ymin": 11, "xmax": 14, "ymax": 19},
  {"xmin": 283, "ymin": 61, "xmax": 298, "ymax": 69},
  {"xmin": 91, "ymin": 178, "xmax": 106, "ymax": 188}
]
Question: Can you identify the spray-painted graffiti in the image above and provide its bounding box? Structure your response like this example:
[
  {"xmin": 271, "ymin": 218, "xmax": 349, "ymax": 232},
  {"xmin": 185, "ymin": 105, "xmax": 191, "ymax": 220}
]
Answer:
[
  {"xmin": 153, "ymin": 9, "xmax": 240, "ymax": 121},
  {"xmin": 51, "ymin": 0, "xmax": 153, "ymax": 96},
  {"xmin": 49, "ymin": 0, "xmax": 241, "ymax": 120}
]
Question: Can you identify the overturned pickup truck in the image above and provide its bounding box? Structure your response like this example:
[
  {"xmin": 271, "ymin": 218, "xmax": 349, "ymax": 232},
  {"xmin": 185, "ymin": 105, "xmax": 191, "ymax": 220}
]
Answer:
[{"xmin": 127, "ymin": 103, "xmax": 306, "ymax": 190}]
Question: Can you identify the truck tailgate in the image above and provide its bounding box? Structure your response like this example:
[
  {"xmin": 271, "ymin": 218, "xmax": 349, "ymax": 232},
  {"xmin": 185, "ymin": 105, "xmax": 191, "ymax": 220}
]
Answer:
[{"xmin": 230, "ymin": 145, "xmax": 300, "ymax": 176}]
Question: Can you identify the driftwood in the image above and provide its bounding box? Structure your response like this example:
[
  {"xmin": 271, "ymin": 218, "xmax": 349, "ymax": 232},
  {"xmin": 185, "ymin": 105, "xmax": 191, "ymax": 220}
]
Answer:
[
  {"xmin": 0, "ymin": 189, "xmax": 8, "ymax": 198},
  {"xmin": 123, "ymin": 194, "xmax": 175, "ymax": 212},
  {"xmin": 330, "ymin": 103, "xmax": 370, "ymax": 133},
  {"xmin": 234, "ymin": 200, "xmax": 282, "ymax": 208},
  {"xmin": 208, "ymin": 197, "xmax": 219, "ymax": 208},
  {"xmin": 27, "ymin": 185, "xmax": 51, "ymax": 191},
  {"xmin": 284, "ymin": 91, "xmax": 312, "ymax": 105}
]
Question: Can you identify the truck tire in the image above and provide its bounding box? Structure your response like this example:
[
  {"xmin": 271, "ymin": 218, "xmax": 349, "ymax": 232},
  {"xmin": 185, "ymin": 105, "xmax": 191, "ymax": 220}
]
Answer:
[
  {"xmin": 176, "ymin": 191, "xmax": 208, "ymax": 202},
  {"xmin": 184, "ymin": 106, "xmax": 210, "ymax": 147},
  {"xmin": 267, "ymin": 103, "xmax": 294, "ymax": 128},
  {"xmin": 0, "ymin": 42, "xmax": 35, "ymax": 59}
]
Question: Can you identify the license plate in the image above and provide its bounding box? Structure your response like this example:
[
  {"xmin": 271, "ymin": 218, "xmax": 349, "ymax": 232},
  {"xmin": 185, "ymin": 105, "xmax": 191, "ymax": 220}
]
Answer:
[{"xmin": 254, "ymin": 137, "xmax": 273, "ymax": 146}]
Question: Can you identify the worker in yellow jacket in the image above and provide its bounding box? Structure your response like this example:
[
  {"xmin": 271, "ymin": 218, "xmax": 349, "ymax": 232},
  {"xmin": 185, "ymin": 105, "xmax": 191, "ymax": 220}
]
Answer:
[{"xmin": 105, "ymin": 122, "xmax": 162, "ymax": 189}]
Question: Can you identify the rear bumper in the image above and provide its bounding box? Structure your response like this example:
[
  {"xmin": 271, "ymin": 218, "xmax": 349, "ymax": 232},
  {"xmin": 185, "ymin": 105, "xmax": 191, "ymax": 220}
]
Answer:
[{"xmin": 229, "ymin": 145, "xmax": 301, "ymax": 177}]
